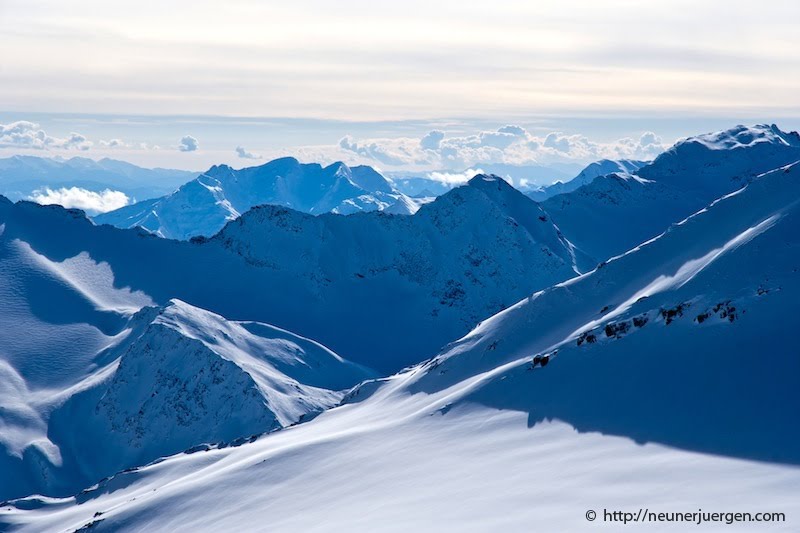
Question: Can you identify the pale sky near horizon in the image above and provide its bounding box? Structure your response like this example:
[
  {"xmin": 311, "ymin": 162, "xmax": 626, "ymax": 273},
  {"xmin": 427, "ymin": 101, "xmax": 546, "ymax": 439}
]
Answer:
[{"xmin": 1, "ymin": 0, "xmax": 799, "ymax": 170}]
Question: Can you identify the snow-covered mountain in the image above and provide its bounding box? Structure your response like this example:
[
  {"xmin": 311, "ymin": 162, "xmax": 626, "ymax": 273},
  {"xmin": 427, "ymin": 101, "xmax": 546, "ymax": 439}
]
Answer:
[
  {"xmin": 1, "ymin": 175, "xmax": 590, "ymax": 374},
  {"xmin": 95, "ymin": 158, "xmax": 416, "ymax": 239},
  {"xmin": 0, "ymin": 220, "xmax": 373, "ymax": 501},
  {"xmin": 385, "ymin": 175, "xmax": 457, "ymax": 197},
  {"xmin": 542, "ymin": 124, "xmax": 800, "ymax": 260},
  {"xmin": 525, "ymin": 159, "xmax": 647, "ymax": 201},
  {"xmin": 5, "ymin": 156, "xmax": 798, "ymax": 532},
  {"xmin": 387, "ymin": 163, "xmax": 578, "ymax": 199},
  {"xmin": 0, "ymin": 155, "xmax": 195, "ymax": 202}
]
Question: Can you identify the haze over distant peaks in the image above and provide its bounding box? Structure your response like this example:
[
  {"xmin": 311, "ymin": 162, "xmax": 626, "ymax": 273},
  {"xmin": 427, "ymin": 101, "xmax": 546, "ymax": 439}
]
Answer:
[
  {"xmin": 0, "ymin": 155, "xmax": 196, "ymax": 203},
  {"xmin": 95, "ymin": 158, "xmax": 417, "ymax": 239}
]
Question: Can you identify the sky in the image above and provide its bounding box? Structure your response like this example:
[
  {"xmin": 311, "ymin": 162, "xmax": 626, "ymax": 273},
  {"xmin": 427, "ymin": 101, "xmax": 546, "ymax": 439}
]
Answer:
[{"xmin": 1, "ymin": 0, "xmax": 799, "ymax": 173}]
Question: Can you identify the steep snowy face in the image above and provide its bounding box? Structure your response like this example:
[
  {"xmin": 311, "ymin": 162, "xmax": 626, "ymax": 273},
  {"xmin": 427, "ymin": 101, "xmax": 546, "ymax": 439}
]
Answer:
[
  {"xmin": 209, "ymin": 174, "xmax": 592, "ymax": 369},
  {"xmin": 0, "ymin": 217, "xmax": 372, "ymax": 502},
  {"xmin": 640, "ymin": 123, "xmax": 800, "ymax": 193},
  {"xmin": 543, "ymin": 125, "xmax": 800, "ymax": 260},
  {"xmin": 526, "ymin": 159, "xmax": 647, "ymax": 201},
  {"xmin": 408, "ymin": 160, "xmax": 800, "ymax": 464},
  {"xmin": 95, "ymin": 158, "xmax": 412, "ymax": 239},
  {"xmin": 41, "ymin": 300, "xmax": 371, "ymax": 499}
]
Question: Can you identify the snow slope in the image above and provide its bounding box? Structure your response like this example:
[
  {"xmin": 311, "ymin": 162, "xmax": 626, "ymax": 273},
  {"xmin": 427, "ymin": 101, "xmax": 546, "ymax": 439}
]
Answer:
[
  {"xmin": 5, "ymin": 160, "xmax": 798, "ymax": 532},
  {"xmin": 525, "ymin": 159, "xmax": 647, "ymax": 201},
  {"xmin": 542, "ymin": 124, "xmax": 800, "ymax": 260},
  {"xmin": 1, "ymin": 175, "xmax": 590, "ymax": 373},
  {"xmin": 95, "ymin": 158, "xmax": 413, "ymax": 239},
  {"xmin": 0, "ymin": 219, "xmax": 372, "ymax": 501}
]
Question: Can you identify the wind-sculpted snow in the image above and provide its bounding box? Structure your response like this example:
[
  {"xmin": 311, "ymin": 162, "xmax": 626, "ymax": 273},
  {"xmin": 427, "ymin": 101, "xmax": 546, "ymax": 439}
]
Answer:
[
  {"xmin": 0, "ymin": 240, "xmax": 372, "ymax": 502},
  {"xmin": 543, "ymin": 124, "xmax": 800, "ymax": 260},
  {"xmin": 95, "ymin": 158, "xmax": 414, "ymax": 239},
  {"xmin": 4, "ymin": 162, "xmax": 799, "ymax": 532},
  {"xmin": 408, "ymin": 161, "xmax": 800, "ymax": 463},
  {"xmin": 1, "ymin": 175, "xmax": 590, "ymax": 373}
]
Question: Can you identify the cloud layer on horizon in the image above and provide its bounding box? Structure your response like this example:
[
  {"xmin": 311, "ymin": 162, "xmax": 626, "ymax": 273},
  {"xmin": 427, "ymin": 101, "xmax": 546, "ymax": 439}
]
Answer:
[
  {"xmin": 0, "ymin": 121, "xmax": 93, "ymax": 151},
  {"xmin": 337, "ymin": 125, "xmax": 665, "ymax": 171},
  {"xmin": 28, "ymin": 187, "xmax": 130, "ymax": 214}
]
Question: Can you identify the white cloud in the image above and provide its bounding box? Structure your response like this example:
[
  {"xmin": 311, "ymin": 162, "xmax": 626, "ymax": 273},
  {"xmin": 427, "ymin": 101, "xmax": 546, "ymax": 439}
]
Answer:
[
  {"xmin": 0, "ymin": 121, "xmax": 52, "ymax": 149},
  {"xmin": 338, "ymin": 124, "xmax": 667, "ymax": 173},
  {"xmin": 497, "ymin": 125, "xmax": 527, "ymax": 137},
  {"xmin": 99, "ymin": 138, "xmax": 126, "ymax": 148},
  {"xmin": 339, "ymin": 135, "xmax": 408, "ymax": 166},
  {"xmin": 427, "ymin": 168, "xmax": 487, "ymax": 185},
  {"xmin": 609, "ymin": 131, "xmax": 666, "ymax": 160},
  {"xmin": 178, "ymin": 135, "xmax": 199, "ymax": 152},
  {"xmin": 478, "ymin": 131, "xmax": 518, "ymax": 149},
  {"xmin": 420, "ymin": 130, "xmax": 445, "ymax": 150},
  {"xmin": 28, "ymin": 187, "xmax": 130, "ymax": 214},
  {"xmin": 543, "ymin": 132, "xmax": 572, "ymax": 152},
  {"xmin": 63, "ymin": 132, "xmax": 93, "ymax": 151},
  {"xmin": 235, "ymin": 146, "xmax": 261, "ymax": 159},
  {"xmin": 0, "ymin": 121, "xmax": 92, "ymax": 151}
]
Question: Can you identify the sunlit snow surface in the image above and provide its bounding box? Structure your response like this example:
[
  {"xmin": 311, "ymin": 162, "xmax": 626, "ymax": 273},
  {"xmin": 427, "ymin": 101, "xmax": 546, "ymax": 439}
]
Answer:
[
  {"xmin": 0, "ymin": 204, "xmax": 372, "ymax": 500},
  {"xmin": 1, "ymin": 126, "xmax": 800, "ymax": 531},
  {"xmin": 4, "ymin": 407, "xmax": 799, "ymax": 533},
  {"xmin": 95, "ymin": 159, "xmax": 416, "ymax": 240}
]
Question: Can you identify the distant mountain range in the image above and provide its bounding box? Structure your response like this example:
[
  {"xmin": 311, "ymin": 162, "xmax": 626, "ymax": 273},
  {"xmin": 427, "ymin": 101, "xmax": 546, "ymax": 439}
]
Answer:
[
  {"xmin": 0, "ymin": 155, "xmax": 196, "ymax": 202},
  {"xmin": 387, "ymin": 162, "xmax": 581, "ymax": 198},
  {"xmin": 96, "ymin": 158, "xmax": 419, "ymax": 239},
  {"xmin": 524, "ymin": 158, "xmax": 647, "ymax": 201}
]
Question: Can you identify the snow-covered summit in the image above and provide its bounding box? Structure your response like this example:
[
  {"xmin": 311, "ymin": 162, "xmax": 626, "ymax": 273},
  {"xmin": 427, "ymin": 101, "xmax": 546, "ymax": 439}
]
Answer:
[
  {"xmin": 543, "ymin": 124, "xmax": 800, "ymax": 260},
  {"xmin": 0, "ymin": 278, "xmax": 371, "ymax": 501},
  {"xmin": 640, "ymin": 123, "xmax": 800, "ymax": 190},
  {"xmin": 94, "ymin": 158, "xmax": 413, "ymax": 240},
  {"xmin": 673, "ymin": 123, "xmax": 800, "ymax": 151}
]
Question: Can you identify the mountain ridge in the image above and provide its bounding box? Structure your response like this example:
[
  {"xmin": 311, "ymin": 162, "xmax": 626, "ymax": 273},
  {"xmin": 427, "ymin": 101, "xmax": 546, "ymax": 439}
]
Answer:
[
  {"xmin": 95, "ymin": 158, "xmax": 415, "ymax": 239},
  {"xmin": 542, "ymin": 124, "xmax": 800, "ymax": 260}
]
